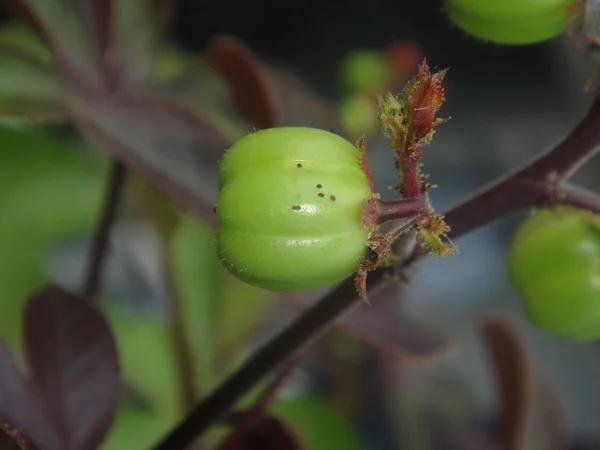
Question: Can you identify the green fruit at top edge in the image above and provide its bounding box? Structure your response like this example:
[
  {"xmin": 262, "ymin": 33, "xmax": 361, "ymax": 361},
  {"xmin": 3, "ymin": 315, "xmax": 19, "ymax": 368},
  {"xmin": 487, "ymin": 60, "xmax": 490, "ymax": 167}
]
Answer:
[
  {"xmin": 216, "ymin": 127, "xmax": 373, "ymax": 292},
  {"xmin": 507, "ymin": 207, "xmax": 600, "ymax": 340},
  {"xmin": 445, "ymin": 0, "xmax": 574, "ymax": 45}
]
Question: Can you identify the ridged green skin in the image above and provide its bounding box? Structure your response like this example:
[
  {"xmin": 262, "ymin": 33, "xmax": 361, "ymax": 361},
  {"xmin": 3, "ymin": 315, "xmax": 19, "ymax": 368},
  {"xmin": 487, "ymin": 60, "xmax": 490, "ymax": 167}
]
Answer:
[
  {"xmin": 508, "ymin": 208, "xmax": 600, "ymax": 340},
  {"xmin": 217, "ymin": 127, "xmax": 372, "ymax": 291},
  {"xmin": 445, "ymin": 0, "xmax": 573, "ymax": 45}
]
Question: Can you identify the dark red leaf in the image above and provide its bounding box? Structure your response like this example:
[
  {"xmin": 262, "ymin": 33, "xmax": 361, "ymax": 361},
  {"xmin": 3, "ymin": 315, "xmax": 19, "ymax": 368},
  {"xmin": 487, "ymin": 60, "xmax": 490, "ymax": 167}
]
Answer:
[
  {"xmin": 0, "ymin": 41, "xmax": 68, "ymax": 122},
  {"xmin": 525, "ymin": 375, "xmax": 570, "ymax": 450},
  {"xmin": 207, "ymin": 35, "xmax": 279, "ymax": 129},
  {"xmin": 22, "ymin": 284, "xmax": 120, "ymax": 450},
  {"xmin": 74, "ymin": 1, "xmax": 110, "ymax": 56},
  {"xmin": 166, "ymin": 37, "xmax": 342, "ymax": 133},
  {"xmin": 218, "ymin": 415, "xmax": 302, "ymax": 450},
  {"xmin": 69, "ymin": 91, "xmax": 231, "ymax": 228},
  {"xmin": 289, "ymin": 280, "xmax": 454, "ymax": 363},
  {"xmin": 481, "ymin": 318, "xmax": 533, "ymax": 450},
  {"xmin": 0, "ymin": 338, "xmax": 59, "ymax": 450},
  {"xmin": 101, "ymin": 0, "xmax": 174, "ymax": 88},
  {"xmin": 7, "ymin": 0, "xmax": 106, "ymax": 89},
  {"xmin": 267, "ymin": 65, "xmax": 344, "ymax": 133},
  {"xmin": 9, "ymin": 0, "xmax": 173, "ymax": 89}
]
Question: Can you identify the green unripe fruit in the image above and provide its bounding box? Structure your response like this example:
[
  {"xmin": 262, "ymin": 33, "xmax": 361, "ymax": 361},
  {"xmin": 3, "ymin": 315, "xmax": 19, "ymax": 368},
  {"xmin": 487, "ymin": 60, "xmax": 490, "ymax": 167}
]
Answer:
[
  {"xmin": 507, "ymin": 207, "xmax": 600, "ymax": 340},
  {"xmin": 216, "ymin": 127, "xmax": 372, "ymax": 292},
  {"xmin": 340, "ymin": 50, "xmax": 391, "ymax": 93},
  {"xmin": 339, "ymin": 93, "xmax": 379, "ymax": 138},
  {"xmin": 444, "ymin": 0, "xmax": 574, "ymax": 45}
]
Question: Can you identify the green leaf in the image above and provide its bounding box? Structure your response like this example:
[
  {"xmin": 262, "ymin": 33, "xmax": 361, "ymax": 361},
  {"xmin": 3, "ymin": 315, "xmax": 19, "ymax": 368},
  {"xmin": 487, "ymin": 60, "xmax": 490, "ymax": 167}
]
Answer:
[
  {"xmin": 0, "ymin": 42, "xmax": 67, "ymax": 122},
  {"xmin": 271, "ymin": 397, "xmax": 367, "ymax": 450},
  {"xmin": 169, "ymin": 213, "xmax": 274, "ymax": 392},
  {"xmin": 69, "ymin": 92, "xmax": 230, "ymax": 228},
  {"xmin": 101, "ymin": 406, "xmax": 174, "ymax": 450},
  {"xmin": 154, "ymin": 45, "xmax": 189, "ymax": 81},
  {"xmin": 168, "ymin": 214, "xmax": 221, "ymax": 395},
  {"xmin": 0, "ymin": 126, "xmax": 107, "ymax": 344},
  {"xmin": 0, "ymin": 21, "xmax": 52, "ymax": 61},
  {"xmin": 103, "ymin": 308, "xmax": 179, "ymax": 424},
  {"xmin": 218, "ymin": 270, "xmax": 273, "ymax": 360}
]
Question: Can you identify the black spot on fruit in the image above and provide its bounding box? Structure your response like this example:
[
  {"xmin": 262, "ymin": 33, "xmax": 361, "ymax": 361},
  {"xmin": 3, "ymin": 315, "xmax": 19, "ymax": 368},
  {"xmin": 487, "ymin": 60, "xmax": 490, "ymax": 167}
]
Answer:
[
  {"xmin": 297, "ymin": 163, "xmax": 303, "ymax": 168},
  {"xmin": 318, "ymin": 193, "xmax": 325, "ymax": 198},
  {"xmin": 316, "ymin": 184, "xmax": 322, "ymax": 189},
  {"xmin": 330, "ymin": 195, "xmax": 336, "ymax": 201},
  {"xmin": 292, "ymin": 205, "xmax": 301, "ymax": 211}
]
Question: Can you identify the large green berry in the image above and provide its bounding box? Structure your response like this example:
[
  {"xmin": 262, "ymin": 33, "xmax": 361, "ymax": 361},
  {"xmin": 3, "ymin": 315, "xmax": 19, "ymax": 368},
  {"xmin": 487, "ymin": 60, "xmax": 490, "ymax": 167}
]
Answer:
[
  {"xmin": 216, "ymin": 127, "xmax": 372, "ymax": 291},
  {"xmin": 507, "ymin": 207, "xmax": 600, "ymax": 340},
  {"xmin": 445, "ymin": 0, "xmax": 574, "ymax": 45}
]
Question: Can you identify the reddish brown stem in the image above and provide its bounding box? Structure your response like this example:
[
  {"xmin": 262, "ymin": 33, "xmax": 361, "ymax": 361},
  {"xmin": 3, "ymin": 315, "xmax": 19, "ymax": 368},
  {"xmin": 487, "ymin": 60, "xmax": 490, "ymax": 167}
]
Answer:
[
  {"xmin": 399, "ymin": 149, "xmax": 423, "ymax": 198},
  {"xmin": 82, "ymin": 161, "xmax": 127, "ymax": 304},
  {"xmin": 376, "ymin": 197, "xmax": 424, "ymax": 224},
  {"xmin": 560, "ymin": 184, "xmax": 600, "ymax": 214},
  {"xmin": 441, "ymin": 98, "xmax": 600, "ymax": 239}
]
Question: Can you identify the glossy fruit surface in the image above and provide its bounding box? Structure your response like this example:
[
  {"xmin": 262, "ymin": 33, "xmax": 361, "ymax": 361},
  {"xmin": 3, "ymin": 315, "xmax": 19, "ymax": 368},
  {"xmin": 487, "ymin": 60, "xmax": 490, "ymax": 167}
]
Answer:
[
  {"xmin": 445, "ymin": 0, "xmax": 574, "ymax": 45},
  {"xmin": 507, "ymin": 207, "xmax": 600, "ymax": 340},
  {"xmin": 216, "ymin": 127, "xmax": 372, "ymax": 291}
]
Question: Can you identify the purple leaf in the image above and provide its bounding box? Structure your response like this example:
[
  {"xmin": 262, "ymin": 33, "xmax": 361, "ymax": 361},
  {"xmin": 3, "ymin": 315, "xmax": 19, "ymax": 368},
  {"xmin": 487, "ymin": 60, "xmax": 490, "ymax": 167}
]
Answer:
[
  {"xmin": 69, "ymin": 91, "xmax": 231, "ymax": 227},
  {"xmin": 108, "ymin": 0, "xmax": 174, "ymax": 88},
  {"xmin": 266, "ymin": 65, "xmax": 344, "ymax": 133},
  {"xmin": 0, "ymin": 41, "xmax": 67, "ymax": 122},
  {"xmin": 75, "ymin": 0, "xmax": 174, "ymax": 88},
  {"xmin": 22, "ymin": 284, "xmax": 119, "ymax": 450},
  {"xmin": 153, "ymin": 56, "xmax": 258, "ymax": 138},
  {"xmin": 7, "ymin": 1, "xmax": 105, "ymax": 89},
  {"xmin": 481, "ymin": 318, "xmax": 533, "ymax": 450},
  {"xmin": 207, "ymin": 35, "xmax": 279, "ymax": 129},
  {"xmin": 0, "ymin": 338, "xmax": 59, "ymax": 450},
  {"xmin": 218, "ymin": 415, "xmax": 302, "ymax": 450},
  {"xmin": 525, "ymin": 375, "xmax": 570, "ymax": 450},
  {"xmin": 289, "ymin": 281, "xmax": 454, "ymax": 362}
]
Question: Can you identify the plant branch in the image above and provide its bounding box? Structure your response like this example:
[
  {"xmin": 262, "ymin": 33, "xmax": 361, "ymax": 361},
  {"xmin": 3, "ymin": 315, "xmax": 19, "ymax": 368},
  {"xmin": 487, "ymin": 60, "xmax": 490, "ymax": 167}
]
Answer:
[
  {"xmin": 151, "ymin": 95, "xmax": 600, "ymax": 450},
  {"xmin": 162, "ymin": 247, "xmax": 199, "ymax": 417},
  {"xmin": 438, "ymin": 97, "xmax": 600, "ymax": 240},
  {"xmin": 82, "ymin": 160, "xmax": 127, "ymax": 303},
  {"xmin": 560, "ymin": 184, "xmax": 600, "ymax": 214},
  {"xmin": 376, "ymin": 197, "xmax": 425, "ymax": 224},
  {"xmin": 218, "ymin": 359, "xmax": 299, "ymax": 448}
]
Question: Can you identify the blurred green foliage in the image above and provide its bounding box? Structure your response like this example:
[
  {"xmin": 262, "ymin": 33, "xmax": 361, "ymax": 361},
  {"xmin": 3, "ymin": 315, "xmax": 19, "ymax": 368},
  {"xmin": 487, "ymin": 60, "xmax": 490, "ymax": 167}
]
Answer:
[{"xmin": 0, "ymin": 125, "xmax": 107, "ymax": 345}]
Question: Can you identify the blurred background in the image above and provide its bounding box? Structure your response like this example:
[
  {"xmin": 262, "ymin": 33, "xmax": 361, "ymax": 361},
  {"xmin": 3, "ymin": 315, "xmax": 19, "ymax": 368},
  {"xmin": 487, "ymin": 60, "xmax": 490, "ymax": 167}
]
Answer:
[{"xmin": 1, "ymin": 0, "xmax": 600, "ymax": 449}]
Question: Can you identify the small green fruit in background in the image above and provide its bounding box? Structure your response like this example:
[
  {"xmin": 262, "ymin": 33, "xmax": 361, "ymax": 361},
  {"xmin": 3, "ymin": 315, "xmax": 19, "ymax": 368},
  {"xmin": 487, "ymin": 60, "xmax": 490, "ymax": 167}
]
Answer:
[
  {"xmin": 444, "ymin": 0, "xmax": 575, "ymax": 45},
  {"xmin": 216, "ymin": 127, "xmax": 372, "ymax": 292},
  {"xmin": 507, "ymin": 206, "xmax": 600, "ymax": 340},
  {"xmin": 340, "ymin": 50, "xmax": 392, "ymax": 94},
  {"xmin": 339, "ymin": 93, "xmax": 379, "ymax": 138}
]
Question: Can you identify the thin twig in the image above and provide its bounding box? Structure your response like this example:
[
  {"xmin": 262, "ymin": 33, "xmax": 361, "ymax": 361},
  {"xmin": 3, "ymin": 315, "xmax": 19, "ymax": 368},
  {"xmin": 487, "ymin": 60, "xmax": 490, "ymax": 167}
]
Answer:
[
  {"xmin": 561, "ymin": 184, "xmax": 600, "ymax": 213},
  {"xmin": 82, "ymin": 160, "xmax": 127, "ymax": 304},
  {"xmin": 162, "ymin": 248, "xmax": 199, "ymax": 415},
  {"xmin": 218, "ymin": 359, "xmax": 299, "ymax": 447},
  {"xmin": 151, "ymin": 99, "xmax": 600, "ymax": 450}
]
